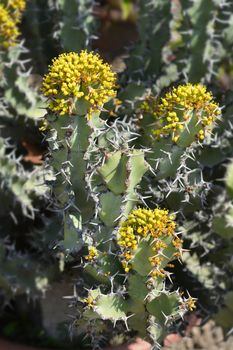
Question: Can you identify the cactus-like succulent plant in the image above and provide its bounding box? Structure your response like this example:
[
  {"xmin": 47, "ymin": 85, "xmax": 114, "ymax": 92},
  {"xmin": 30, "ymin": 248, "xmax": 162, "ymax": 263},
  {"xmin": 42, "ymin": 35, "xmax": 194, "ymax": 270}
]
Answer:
[{"xmin": 41, "ymin": 51, "xmax": 197, "ymax": 347}]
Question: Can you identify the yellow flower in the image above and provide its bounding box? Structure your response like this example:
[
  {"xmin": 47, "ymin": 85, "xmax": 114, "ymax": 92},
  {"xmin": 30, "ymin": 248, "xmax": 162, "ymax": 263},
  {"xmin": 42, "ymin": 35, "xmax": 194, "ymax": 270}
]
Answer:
[
  {"xmin": 83, "ymin": 296, "xmax": 95, "ymax": 308},
  {"xmin": 118, "ymin": 207, "xmax": 181, "ymax": 276},
  {"xmin": 152, "ymin": 83, "xmax": 220, "ymax": 142},
  {"xmin": 8, "ymin": 0, "xmax": 26, "ymax": 21},
  {"xmin": 148, "ymin": 256, "xmax": 163, "ymax": 267},
  {"xmin": 8, "ymin": 0, "xmax": 26, "ymax": 11},
  {"xmin": 150, "ymin": 269, "xmax": 165, "ymax": 279},
  {"xmin": 185, "ymin": 297, "xmax": 197, "ymax": 311},
  {"xmin": 42, "ymin": 51, "xmax": 117, "ymax": 116},
  {"xmin": 172, "ymin": 237, "xmax": 183, "ymax": 248},
  {"xmin": 0, "ymin": 4, "xmax": 19, "ymax": 48},
  {"xmin": 39, "ymin": 119, "xmax": 49, "ymax": 132},
  {"xmin": 85, "ymin": 246, "xmax": 99, "ymax": 261},
  {"xmin": 140, "ymin": 94, "xmax": 157, "ymax": 115}
]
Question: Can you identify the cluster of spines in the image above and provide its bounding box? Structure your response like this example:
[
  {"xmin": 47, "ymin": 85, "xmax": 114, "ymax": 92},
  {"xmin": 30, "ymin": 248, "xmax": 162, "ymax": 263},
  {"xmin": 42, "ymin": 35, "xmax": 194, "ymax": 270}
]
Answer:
[{"xmin": 0, "ymin": 137, "xmax": 48, "ymax": 219}]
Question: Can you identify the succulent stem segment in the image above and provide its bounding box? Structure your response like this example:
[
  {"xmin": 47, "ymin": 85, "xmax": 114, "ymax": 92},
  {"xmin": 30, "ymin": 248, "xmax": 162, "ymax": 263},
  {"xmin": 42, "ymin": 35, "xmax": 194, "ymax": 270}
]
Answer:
[
  {"xmin": 79, "ymin": 207, "xmax": 193, "ymax": 344},
  {"xmin": 45, "ymin": 114, "xmax": 94, "ymax": 252},
  {"xmin": 140, "ymin": 84, "xmax": 221, "ymax": 179},
  {"xmin": 42, "ymin": 51, "xmax": 149, "ymax": 253},
  {"xmin": 42, "ymin": 51, "xmax": 117, "ymax": 253}
]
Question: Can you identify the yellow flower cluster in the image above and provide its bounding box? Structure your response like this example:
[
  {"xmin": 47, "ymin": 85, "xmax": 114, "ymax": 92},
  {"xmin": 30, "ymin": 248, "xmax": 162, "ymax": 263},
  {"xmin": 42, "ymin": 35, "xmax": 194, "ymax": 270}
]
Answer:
[
  {"xmin": 85, "ymin": 246, "xmax": 99, "ymax": 262},
  {"xmin": 0, "ymin": 4, "xmax": 19, "ymax": 48},
  {"xmin": 118, "ymin": 207, "xmax": 181, "ymax": 277},
  {"xmin": 8, "ymin": 0, "xmax": 26, "ymax": 21},
  {"xmin": 0, "ymin": 0, "xmax": 26, "ymax": 49},
  {"xmin": 0, "ymin": 0, "xmax": 25, "ymax": 48},
  {"xmin": 42, "ymin": 51, "xmax": 116, "ymax": 116},
  {"xmin": 143, "ymin": 84, "xmax": 220, "ymax": 143},
  {"xmin": 8, "ymin": 0, "xmax": 26, "ymax": 11}
]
